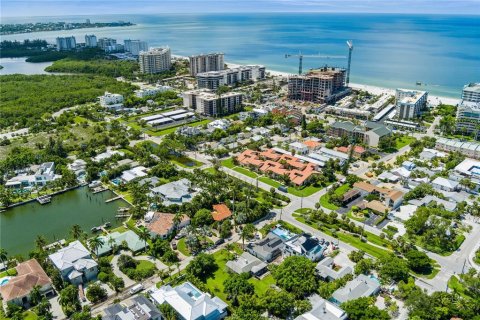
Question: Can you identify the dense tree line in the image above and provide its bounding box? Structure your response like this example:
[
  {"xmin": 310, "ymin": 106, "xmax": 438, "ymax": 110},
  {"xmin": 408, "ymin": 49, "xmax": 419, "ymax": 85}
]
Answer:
[
  {"xmin": 0, "ymin": 74, "xmax": 136, "ymax": 128},
  {"xmin": 45, "ymin": 58, "xmax": 139, "ymax": 77}
]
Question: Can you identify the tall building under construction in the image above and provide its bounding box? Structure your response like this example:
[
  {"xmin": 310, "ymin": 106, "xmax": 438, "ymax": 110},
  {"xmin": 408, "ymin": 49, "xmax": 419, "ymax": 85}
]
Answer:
[{"xmin": 287, "ymin": 67, "xmax": 350, "ymax": 103}]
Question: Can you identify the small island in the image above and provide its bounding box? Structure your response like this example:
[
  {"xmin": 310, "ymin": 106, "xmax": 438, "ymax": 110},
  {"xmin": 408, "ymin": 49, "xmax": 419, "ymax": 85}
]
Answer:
[{"xmin": 0, "ymin": 20, "xmax": 135, "ymax": 35}]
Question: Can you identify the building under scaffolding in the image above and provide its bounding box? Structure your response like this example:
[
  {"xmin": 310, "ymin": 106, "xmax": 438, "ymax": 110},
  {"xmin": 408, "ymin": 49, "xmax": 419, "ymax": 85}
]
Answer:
[{"xmin": 288, "ymin": 67, "xmax": 351, "ymax": 104}]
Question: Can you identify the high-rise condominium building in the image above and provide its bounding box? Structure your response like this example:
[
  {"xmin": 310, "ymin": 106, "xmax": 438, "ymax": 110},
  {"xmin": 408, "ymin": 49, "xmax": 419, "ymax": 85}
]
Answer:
[
  {"xmin": 189, "ymin": 53, "xmax": 225, "ymax": 76},
  {"xmin": 395, "ymin": 89, "xmax": 428, "ymax": 120},
  {"xmin": 183, "ymin": 89, "xmax": 243, "ymax": 116},
  {"xmin": 196, "ymin": 65, "xmax": 265, "ymax": 90},
  {"xmin": 287, "ymin": 67, "xmax": 349, "ymax": 103},
  {"xmin": 139, "ymin": 47, "xmax": 172, "ymax": 74},
  {"xmin": 462, "ymin": 83, "xmax": 480, "ymax": 103},
  {"xmin": 84, "ymin": 34, "xmax": 97, "ymax": 48},
  {"xmin": 124, "ymin": 39, "xmax": 149, "ymax": 56},
  {"xmin": 455, "ymin": 83, "xmax": 480, "ymax": 137},
  {"xmin": 97, "ymin": 38, "xmax": 117, "ymax": 52},
  {"xmin": 56, "ymin": 36, "xmax": 76, "ymax": 51}
]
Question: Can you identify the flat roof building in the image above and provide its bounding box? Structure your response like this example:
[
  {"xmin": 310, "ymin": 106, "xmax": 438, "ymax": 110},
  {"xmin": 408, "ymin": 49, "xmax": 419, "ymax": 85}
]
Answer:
[
  {"xmin": 56, "ymin": 36, "xmax": 76, "ymax": 51},
  {"xmin": 189, "ymin": 53, "xmax": 225, "ymax": 76},
  {"xmin": 139, "ymin": 47, "xmax": 171, "ymax": 74},
  {"xmin": 462, "ymin": 83, "xmax": 480, "ymax": 103},
  {"xmin": 395, "ymin": 88, "xmax": 428, "ymax": 120},
  {"xmin": 288, "ymin": 67, "xmax": 350, "ymax": 104},
  {"xmin": 196, "ymin": 65, "xmax": 265, "ymax": 90},
  {"xmin": 183, "ymin": 89, "xmax": 243, "ymax": 116}
]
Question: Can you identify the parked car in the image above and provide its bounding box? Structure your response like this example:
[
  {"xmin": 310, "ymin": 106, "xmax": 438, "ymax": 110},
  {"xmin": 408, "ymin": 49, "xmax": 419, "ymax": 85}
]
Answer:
[
  {"xmin": 129, "ymin": 284, "xmax": 144, "ymax": 295},
  {"xmin": 214, "ymin": 238, "xmax": 225, "ymax": 246},
  {"xmin": 278, "ymin": 185, "xmax": 288, "ymax": 193}
]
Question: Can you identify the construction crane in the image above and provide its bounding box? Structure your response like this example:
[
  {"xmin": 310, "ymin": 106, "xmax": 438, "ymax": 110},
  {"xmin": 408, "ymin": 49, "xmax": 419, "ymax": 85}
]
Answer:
[
  {"xmin": 285, "ymin": 51, "xmax": 346, "ymax": 75},
  {"xmin": 346, "ymin": 40, "xmax": 354, "ymax": 86}
]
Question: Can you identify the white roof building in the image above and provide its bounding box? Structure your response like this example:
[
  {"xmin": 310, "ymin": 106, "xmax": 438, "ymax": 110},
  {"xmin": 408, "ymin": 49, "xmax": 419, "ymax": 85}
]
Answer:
[
  {"xmin": 431, "ymin": 177, "xmax": 459, "ymax": 192},
  {"xmin": 93, "ymin": 150, "xmax": 124, "ymax": 162},
  {"xmin": 120, "ymin": 166, "xmax": 148, "ymax": 183},
  {"xmin": 331, "ymin": 274, "xmax": 381, "ymax": 305},
  {"xmin": 208, "ymin": 119, "xmax": 231, "ymax": 131},
  {"xmin": 295, "ymin": 298, "xmax": 347, "ymax": 320},
  {"xmin": 150, "ymin": 178, "xmax": 197, "ymax": 205},
  {"xmin": 150, "ymin": 282, "xmax": 227, "ymax": 320}
]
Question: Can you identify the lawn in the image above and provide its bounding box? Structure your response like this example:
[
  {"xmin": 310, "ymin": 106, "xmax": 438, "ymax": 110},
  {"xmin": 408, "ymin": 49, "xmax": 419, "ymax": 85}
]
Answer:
[
  {"xmin": 136, "ymin": 260, "xmax": 156, "ymax": 272},
  {"xmin": 169, "ymin": 155, "xmax": 202, "ymax": 168},
  {"xmin": 448, "ymin": 275, "xmax": 469, "ymax": 299},
  {"xmin": 203, "ymin": 167, "xmax": 217, "ymax": 174},
  {"xmin": 221, "ymin": 157, "xmax": 236, "ymax": 169},
  {"xmin": 150, "ymin": 119, "xmax": 211, "ymax": 136},
  {"xmin": 395, "ymin": 136, "xmax": 415, "ymax": 149},
  {"xmin": 258, "ymin": 176, "xmax": 281, "ymax": 188},
  {"xmin": 176, "ymin": 238, "xmax": 191, "ymax": 257},
  {"xmin": 205, "ymin": 249, "xmax": 277, "ymax": 304},
  {"xmin": 319, "ymin": 194, "xmax": 339, "ymax": 210},
  {"xmin": 287, "ymin": 185, "xmax": 323, "ymax": 197},
  {"xmin": 0, "ymin": 311, "xmax": 38, "ymax": 320},
  {"xmin": 234, "ymin": 167, "xmax": 258, "ymax": 178}
]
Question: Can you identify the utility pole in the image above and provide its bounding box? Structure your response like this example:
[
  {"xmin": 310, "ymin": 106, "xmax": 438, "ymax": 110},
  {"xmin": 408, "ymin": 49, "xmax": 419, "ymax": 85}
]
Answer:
[{"xmin": 346, "ymin": 40, "xmax": 354, "ymax": 87}]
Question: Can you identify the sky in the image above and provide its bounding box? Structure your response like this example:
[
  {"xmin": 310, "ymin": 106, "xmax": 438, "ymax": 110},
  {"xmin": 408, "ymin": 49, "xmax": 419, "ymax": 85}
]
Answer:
[{"xmin": 1, "ymin": 0, "xmax": 480, "ymax": 17}]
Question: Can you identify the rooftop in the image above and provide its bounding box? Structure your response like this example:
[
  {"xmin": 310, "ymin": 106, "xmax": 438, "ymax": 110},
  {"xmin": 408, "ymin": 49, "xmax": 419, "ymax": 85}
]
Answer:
[
  {"xmin": 147, "ymin": 212, "xmax": 190, "ymax": 237},
  {"xmin": 211, "ymin": 203, "xmax": 232, "ymax": 221},
  {"xmin": 331, "ymin": 274, "xmax": 380, "ymax": 304}
]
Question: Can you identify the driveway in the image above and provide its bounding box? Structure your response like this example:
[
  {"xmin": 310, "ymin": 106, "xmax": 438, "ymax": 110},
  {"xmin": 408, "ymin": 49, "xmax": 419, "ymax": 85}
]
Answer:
[{"xmin": 111, "ymin": 251, "xmax": 136, "ymax": 288}]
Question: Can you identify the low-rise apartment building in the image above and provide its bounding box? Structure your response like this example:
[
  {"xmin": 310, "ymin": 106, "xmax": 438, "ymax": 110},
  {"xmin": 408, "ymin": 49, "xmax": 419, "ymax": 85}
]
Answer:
[
  {"xmin": 328, "ymin": 121, "xmax": 392, "ymax": 147},
  {"xmin": 435, "ymin": 137, "xmax": 480, "ymax": 159},
  {"xmin": 196, "ymin": 65, "xmax": 265, "ymax": 90}
]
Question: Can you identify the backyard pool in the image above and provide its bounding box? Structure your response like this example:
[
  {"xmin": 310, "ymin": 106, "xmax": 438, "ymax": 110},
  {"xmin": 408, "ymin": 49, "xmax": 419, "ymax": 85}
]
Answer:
[{"xmin": 0, "ymin": 277, "xmax": 11, "ymax": 286}]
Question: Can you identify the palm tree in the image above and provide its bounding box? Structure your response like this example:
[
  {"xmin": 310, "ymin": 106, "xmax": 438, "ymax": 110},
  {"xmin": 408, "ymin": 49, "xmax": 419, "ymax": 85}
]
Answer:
[
  {"xmin": 30, "ymin": 285, "xmax": 42, "ymax": 306},
  {"xmin": 0, "ymin": 249, "xmax": 8, "ymax": 275},
  {"xmin": 88, "ymin": 236, "xmax": 105, "ymax": 257},
  {"xmin": 240, "ymin": 223, "xmax": 255, "ymax": 250},
  {"xmin": 108, "ymin": 236, "xmax": 116, "ymax": 254},
  {"xmin": 137, "ymin": 227, "xmax": 150, "ymax": 252},
  {"xmin": 70, "ymin": 224, "xmax": 83, "ymax": 240},
  {"xmin": 35, "ymin": 235, "xmax": 47, "ymax": 252}
]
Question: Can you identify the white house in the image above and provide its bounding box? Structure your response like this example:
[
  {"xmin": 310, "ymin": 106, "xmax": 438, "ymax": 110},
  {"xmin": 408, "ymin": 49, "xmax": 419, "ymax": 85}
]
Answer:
[
  {"xmin": 5, "ymin": 162, "xmax": 60, "ymax": 189},
  {"xmin": 150, "ymin": 282, "xmax": 228, "ymax": 320},
  {"xmin": 289, "ymin": 142, "xmax": 309, "ymax": 155},
  {"xmin": 99, "ymin": 92, "xmax": 124, "ymax": 110},
  {"xmin": 331, "ymin": 274, "xmax": 380, "ymax": 305},
  {"xmin": 150, "ymin": 178, "xmax": 197, "ymax": 205},
  {"xmin": 283, "ymin": 234, "xmax": 326, "ymax": 262},
  {"xmin": 295, "ymin": 298, "xmax": 347, "ymax": 320},
  {"xmin": 208, "ymin": 119, "xmax": 230, "ymax": 131},
  {"xmin": 120, "ymin": 166, "xmax": 148, "ymax": 183},
  {"xmin": 134, "ymin": 85, "xmax": 172, "ymax": 98},
  {"xmin": 432, "ymin": 177, "xmax": 460, "ymax": 192},
  {"xmin": 48, "ymin": 241, "xmax": 98, "ymax": 285}
]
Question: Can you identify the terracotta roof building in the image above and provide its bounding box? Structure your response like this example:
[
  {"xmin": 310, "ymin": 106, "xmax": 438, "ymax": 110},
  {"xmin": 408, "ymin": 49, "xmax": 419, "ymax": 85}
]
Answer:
[
  {"xmin": 147, "ymin": 212, "xmax": 191, "ymax": 239},
  {"xmin": 0, "ymin": 259, "xmax": 54, "ymax": 307},
  {"xmin": 211, "ymin": 204, "xmax": 232, "ymax": 221}
]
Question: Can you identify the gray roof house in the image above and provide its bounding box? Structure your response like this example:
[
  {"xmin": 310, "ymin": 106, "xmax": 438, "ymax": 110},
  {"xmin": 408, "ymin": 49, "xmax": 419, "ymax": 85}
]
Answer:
[
  {"xmin": 331, "ymin": 274, "xmax": 381, "ymax": 305},
  {"xmin": 283, "ymin": 234, "xmax": 327, "ymax": 262},
  {"xmin": 150, "ymin": 178, "xmax": 198, "ymax": 206},
  {"xmin": 295, "ymin": 298, "xmax": 347, "ymax": 320},
  {"xmin": 96, "ymin": 230, "xmax": 147, "ymax": 256},
  {"xmin": 246, "ymin": 233, "xmax": 284, "ymax": 262},
  {"xmin": 150, "ymin": 282, "xmax": 227, "ymax": 320},
  {"xmin": 316, "ymin": 257, "xmax": 353, "ymax": 281},
  {"xmin": 226, "ymin": 252, "xmax": 267, "ymax": 276},
  {"xmin": 103, "ymin": 295, "xmax": 161, "ymax": 320},
  {"xmin": 48, "ymin": 240, "xmax": 98, "ymax": 285}
]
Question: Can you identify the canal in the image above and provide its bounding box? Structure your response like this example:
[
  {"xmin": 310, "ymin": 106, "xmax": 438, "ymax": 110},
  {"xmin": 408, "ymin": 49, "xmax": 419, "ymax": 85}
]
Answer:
[{"xmin": 0, "ymin": 187, "xmax": 129, "ymax": 256}]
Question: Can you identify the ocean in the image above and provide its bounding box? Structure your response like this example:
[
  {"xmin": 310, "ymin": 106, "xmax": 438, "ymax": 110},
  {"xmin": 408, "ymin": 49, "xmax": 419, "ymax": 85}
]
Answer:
[{"xmin": 1, "ymin": 13, "xmax": 479, "ymax": 98}]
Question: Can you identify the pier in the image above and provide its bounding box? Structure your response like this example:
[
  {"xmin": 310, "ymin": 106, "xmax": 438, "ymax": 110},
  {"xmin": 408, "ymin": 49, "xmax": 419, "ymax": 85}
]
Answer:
[
  {"xmin": 92, "ymin": 186, "xmax": 108, "ymax": 194},
  {"xmin": 105, "ymin": 196, "xmax": 122, "ymax": 203},
  {"xmin": 36, "ymin": 195, "xmax": 52, "ymax": 205}
]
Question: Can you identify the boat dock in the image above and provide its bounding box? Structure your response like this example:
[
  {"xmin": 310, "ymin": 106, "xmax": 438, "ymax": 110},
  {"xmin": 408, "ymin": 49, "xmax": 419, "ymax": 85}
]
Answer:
[
  {"xmin": 92, "ymin": 186, "xmax": 108, "ymax": 194},
  {"xmin": 37, "ymin": 195, "xmax": 52, "ymax": 205},
  {"xmin": 91, "ymin": 222, "xmax": 111, "ymax": 233},
  {"xmin": 116, "ymin": 207, "xmax": 130, "ymax": 218},
  {"xmin": 105, "ymin": 196, "xmax": 122, "ymax": 203}
]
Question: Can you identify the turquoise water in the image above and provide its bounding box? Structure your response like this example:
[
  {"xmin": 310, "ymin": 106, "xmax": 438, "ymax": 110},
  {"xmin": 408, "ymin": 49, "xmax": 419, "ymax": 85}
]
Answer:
[{"xmin": 1, "ymin": 13, "xmax": 479, "ymax": 98}]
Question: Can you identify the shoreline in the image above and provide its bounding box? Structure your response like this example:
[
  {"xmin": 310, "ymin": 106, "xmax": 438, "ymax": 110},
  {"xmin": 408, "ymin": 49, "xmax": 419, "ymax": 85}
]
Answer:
[{"xmin": 174, "ymin": 55, "xmax": 461, "ymax": 106}]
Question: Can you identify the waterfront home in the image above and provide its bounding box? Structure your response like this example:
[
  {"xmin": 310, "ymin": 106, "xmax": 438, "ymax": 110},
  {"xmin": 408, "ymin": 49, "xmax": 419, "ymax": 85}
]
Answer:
[
  {"xmin": 225, "ymin": 252, "xmax": 267, "ymax": 276},
  {"xmin": 331, "ymin": 274, "xmax": 380, "ymax": 305},
  {"xmin": 5, "ymin": 162, "xmax": 60, "ymax": 189},
  {"xmin": 316, "ymin": 257, "xmax": 353, "ymax": 281},
  {"xmin": 48, "ymin": 241, "xmax": 98, "ymax": 285},
  {"xmin": 211, "ymin": 204, "xmax": 232, "ymax": 222},
  {"xmin": 295, "ymin": 298, "xmax": 347, "ymax": 320},
  {"xmin": 103, "ymin": 295, "xmax": 161, "ymax": 320},
  {"xmin": 146, "ymin": 212, "xmax": 191, "ymax": 239},
  {"xmin": 120, "ymin": 166, "xmax": 148, "ymax": 183},
  {"xmin": 68, "ymin": 159, "xmax": 87, "ymax": 177},
  {"xmin": 0, "ymin": 259, "xmax": 54, "ymax": 308},
  {"xmin": 150, "ymin": 282, "xmax": 228, "ymax": 320},
  {"xmin": 150, "ymin": 178, "xmax": 198, "ymax": 205},
  {"xmin": 283, "ymin": 233, "xmax": 326, "ymax": 262},
  {"xmin": 96, "ymin": 230, "xmax": 147, "ymax": 256}
]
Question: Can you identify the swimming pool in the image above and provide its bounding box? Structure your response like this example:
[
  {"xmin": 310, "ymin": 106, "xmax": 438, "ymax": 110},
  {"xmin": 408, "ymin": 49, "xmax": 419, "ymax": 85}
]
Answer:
[
  {"xmin": 271, "ymin": 226, "xmax": 295, "ymax": 241},
  {"xmin": 0, "ymin": 277, "xmax": 11, "ymax": 286}
]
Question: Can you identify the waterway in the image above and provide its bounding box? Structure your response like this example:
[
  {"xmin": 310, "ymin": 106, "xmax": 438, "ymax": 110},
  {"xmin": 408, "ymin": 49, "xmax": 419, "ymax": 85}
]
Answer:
[
  {"xmin": 0, "ymin": 57, "xmax": 53, "ymax": 75},
  {"xmin": 0, "ymin": 187, "xmax": 129, "ymax": 256}
]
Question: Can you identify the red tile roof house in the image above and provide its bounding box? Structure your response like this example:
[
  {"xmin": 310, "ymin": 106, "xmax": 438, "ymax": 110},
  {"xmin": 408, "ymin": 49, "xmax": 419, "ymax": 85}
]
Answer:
[
  {"xmin": 336, "ymin": 145, "xmax": 367, "ymax": 158},
  {"xmin": 236, "ymin": 149, "xmax": 319, "ymax": 186},
  {"xmin": 211, "ymin": 204, "xmax": 233, "ymax": 222},
  {"xmin": 146, "ymin": 212, "xmax": 191, "ymax": 239},
  {"xmin": 0, "ymin": 259, "xmax": 54, "ymax": 308}
]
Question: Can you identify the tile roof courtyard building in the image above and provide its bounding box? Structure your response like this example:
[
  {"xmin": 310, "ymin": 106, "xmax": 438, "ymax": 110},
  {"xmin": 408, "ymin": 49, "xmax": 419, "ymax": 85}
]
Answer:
[{"xmin": 0, "ymin": 259, "xmax": 53, "ymax": 308}]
